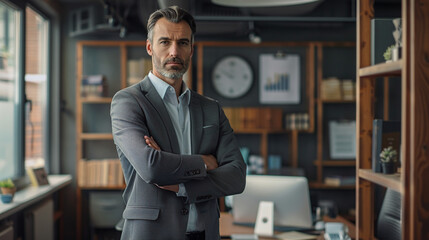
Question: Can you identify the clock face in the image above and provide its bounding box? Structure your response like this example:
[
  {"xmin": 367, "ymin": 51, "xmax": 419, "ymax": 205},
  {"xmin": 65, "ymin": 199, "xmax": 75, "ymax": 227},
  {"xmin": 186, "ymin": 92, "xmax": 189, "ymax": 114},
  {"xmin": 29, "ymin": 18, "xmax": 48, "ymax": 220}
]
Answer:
[{"xmin": 212, "ymin": 56, "xmax": 253, "ymax": 99}]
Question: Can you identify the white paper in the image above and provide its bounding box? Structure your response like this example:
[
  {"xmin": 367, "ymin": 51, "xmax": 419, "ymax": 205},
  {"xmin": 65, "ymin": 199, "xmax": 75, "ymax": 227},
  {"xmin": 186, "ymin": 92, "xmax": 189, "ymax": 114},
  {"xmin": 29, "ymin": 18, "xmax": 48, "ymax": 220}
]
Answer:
[{"xmin": 259, "ymin": 54, "xmax": 300, "ymax": 104}]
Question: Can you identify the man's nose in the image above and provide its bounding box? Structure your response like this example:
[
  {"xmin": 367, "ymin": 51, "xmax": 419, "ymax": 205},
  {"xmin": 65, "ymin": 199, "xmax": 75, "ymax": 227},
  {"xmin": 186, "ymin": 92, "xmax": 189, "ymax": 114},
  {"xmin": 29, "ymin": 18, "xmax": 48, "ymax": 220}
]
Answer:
[{"xmin": 169, "ymin": 42, "xmax": 179, "ymax": 57}]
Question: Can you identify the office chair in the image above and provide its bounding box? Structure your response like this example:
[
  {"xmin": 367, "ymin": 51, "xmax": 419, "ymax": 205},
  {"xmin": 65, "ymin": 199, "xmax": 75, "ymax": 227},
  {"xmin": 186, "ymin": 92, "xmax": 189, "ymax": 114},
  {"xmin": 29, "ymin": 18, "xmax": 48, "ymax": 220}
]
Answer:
[{"xmin": 376, "ymin": 188, "xmax": 402, "ymax": 240}]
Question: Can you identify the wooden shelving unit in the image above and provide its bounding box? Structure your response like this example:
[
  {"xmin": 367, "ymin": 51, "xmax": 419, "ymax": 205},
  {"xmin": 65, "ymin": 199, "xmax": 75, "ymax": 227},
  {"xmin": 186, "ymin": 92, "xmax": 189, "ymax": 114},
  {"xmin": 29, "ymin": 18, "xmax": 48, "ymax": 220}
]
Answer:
[
  {"xmin": 75, "ymin": 40, "xmax": 147, "ymax": 240},
  {"xmin": 356, "ymin": 0, "xmax": 429, "ymax": 239},
  {"xmin": 313, "ymin": 42, "xmax": 356, "ymax": 189}
]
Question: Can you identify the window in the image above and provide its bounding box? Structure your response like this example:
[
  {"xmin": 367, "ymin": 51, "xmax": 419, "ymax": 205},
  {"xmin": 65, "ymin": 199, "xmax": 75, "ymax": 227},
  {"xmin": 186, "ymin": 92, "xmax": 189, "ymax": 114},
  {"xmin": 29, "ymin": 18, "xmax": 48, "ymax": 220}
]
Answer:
[
  {"xmin": 0, "ymin": 1, "xmax": 51, "ymax": 181},
  {"xmin": 0, "ymin": 1, "xmax": 21, "ymax": 180},
  {"xmin": 25, "ymin": 6, "xmax": 49, "ymax": 170}
]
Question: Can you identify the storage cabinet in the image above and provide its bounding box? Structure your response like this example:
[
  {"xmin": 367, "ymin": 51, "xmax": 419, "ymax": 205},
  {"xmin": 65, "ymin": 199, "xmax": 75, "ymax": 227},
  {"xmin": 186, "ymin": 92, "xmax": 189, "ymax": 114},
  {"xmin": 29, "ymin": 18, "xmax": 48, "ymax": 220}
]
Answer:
[{"xmin": 355, "ymin": 0, "xmax": 429, "ymax": 239}]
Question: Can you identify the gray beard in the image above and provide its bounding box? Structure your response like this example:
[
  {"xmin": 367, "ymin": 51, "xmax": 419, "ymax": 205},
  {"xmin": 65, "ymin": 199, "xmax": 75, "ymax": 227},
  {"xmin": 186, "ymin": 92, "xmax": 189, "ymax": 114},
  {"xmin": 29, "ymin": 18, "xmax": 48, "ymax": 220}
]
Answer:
[{"xmin": 159, "ymin": 69, "xmax": 186, "ymax": 79}]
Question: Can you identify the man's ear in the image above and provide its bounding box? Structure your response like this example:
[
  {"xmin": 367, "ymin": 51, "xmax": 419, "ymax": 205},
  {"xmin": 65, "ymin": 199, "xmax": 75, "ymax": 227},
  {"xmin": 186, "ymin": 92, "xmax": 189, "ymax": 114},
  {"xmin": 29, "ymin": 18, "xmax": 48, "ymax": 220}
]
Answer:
[
  {"xmin": 190, "ymin": 43, "xmax": 194, "ymax": 58},
  {"xmin": 146, "ymin": 39, "xmax": 153, "ymax": 56}
]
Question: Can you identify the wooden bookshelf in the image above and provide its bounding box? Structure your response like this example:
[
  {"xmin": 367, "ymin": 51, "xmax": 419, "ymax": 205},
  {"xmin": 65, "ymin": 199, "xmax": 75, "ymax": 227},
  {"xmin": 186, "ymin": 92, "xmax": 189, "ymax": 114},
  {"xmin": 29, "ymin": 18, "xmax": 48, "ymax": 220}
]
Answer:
[
  {"xmin": 75, "ymin": 41, "xmax": 147, "ymax": 240},
  {"xmin": 356, "ymin": 0, "xmax": 429, "ymax": 239},
  {"xmin": 314, "ymin": 42, "xmax": 356, "ymax": 185},
  {"xmin": 358, "ymin": 60, "xmax": 402, "ymax": 78},
  {"xmin": 358, "ymin": 169, "xmax": 401, "ymax": 192},
  {"xmin": 81, "ymin": 97, "xmax": 112, "ymax": 103},
  {"xmin": 80, "ymin": 133, "xmax": 113, "ymax": 140}
]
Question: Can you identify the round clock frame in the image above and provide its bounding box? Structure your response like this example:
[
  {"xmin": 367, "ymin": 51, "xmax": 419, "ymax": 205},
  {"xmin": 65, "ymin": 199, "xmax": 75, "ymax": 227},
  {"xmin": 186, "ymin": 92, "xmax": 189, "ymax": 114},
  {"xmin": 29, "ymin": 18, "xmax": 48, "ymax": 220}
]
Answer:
[{"xmin": 211, "ymin": 55, "xmax": 254, "ymax": 99}]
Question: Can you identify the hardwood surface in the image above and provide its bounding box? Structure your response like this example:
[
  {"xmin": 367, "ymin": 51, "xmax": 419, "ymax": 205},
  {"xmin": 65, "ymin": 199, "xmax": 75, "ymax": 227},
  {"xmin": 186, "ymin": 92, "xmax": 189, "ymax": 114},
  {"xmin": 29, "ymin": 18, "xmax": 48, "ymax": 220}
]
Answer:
[{"xmin": 220, "ymin": 212, "xmax": 356, "ymax": 239}]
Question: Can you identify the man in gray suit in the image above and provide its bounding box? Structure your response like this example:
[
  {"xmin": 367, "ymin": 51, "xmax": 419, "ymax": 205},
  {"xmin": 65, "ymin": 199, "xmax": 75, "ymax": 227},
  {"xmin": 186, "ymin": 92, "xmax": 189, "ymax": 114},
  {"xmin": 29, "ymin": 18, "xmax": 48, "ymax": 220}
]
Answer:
[{"xmin": 110, "ymin": 6, "xmax": 246, "ymax": 240}]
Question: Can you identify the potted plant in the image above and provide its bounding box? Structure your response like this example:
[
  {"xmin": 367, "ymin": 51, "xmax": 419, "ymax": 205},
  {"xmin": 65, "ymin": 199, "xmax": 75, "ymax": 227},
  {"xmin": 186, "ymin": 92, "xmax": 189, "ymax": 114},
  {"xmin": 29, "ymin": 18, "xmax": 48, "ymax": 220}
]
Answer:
[
  {"xmin": 0, "ymin": 178, "xmax": 16, "ymax": 195},
  {"xmin": 379, "ymin": 146, "xmax": 398, "ymax": 174}
]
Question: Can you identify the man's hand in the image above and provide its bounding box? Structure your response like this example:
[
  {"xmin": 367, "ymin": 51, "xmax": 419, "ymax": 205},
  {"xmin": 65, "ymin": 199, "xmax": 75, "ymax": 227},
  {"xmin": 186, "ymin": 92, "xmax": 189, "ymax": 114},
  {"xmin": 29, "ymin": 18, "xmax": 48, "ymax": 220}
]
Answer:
[
  {"xmin": 144, "ymin": 135, "xmax": 161, "ymax": 150},
  {"xmin": 201, "ymin": 154, "xmax": 218, "ymax": 171},
  {"xmin": 155, "ymin": 184, "xmax": 179, "ymax": 193},
  {"xmin": 144, "ymin": 135, "xmax": 179, "ymax": 193}
]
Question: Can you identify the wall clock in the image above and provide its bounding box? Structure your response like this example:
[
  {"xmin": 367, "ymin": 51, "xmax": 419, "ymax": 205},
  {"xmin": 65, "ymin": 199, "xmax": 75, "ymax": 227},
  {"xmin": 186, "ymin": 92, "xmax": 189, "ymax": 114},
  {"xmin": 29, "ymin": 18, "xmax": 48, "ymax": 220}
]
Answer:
[{"xmin": 212, "ymin": 55, "xmax": 253, "ymax": 99}]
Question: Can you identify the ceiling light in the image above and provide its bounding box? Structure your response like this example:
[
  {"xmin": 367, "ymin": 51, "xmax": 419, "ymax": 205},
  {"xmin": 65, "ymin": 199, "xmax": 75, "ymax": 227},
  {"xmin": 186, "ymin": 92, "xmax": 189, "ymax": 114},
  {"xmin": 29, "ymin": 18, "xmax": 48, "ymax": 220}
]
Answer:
[{"xmin": 212, "ymin": 0, "xmax": 321, "ymax": 7}]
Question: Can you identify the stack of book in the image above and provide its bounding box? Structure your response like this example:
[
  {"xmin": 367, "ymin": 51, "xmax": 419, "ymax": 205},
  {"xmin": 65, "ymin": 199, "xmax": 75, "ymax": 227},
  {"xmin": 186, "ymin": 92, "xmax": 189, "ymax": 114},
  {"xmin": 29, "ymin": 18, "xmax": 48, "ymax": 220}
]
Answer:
[
  {"xmin": 321, "ymin": 77, "xmax": 356, "ymax": 101},
  {"xmin": 127, "ymin": 58, "xmax": 152, "ymax": 86},
  {"xmin": 324, "ymin": 175, "xmax": 356, "ymax": 186},
  {"xmin": 321, "ymin": 77, "xmax": 342, "ymax": 100},
  {"xmin": 341, "ymin": 79, "xmax": 355, "ymax": 101},
  {"xmin": 81, "ymin": 75, "xmax": 107, "ymax": 98},
  {"xmin": 285, "ymin": 113, "xmax": 310, "ymax": 130},
  {"xmin": 77, "ymin": 159, "xmax": 124, "ymax": 187}
]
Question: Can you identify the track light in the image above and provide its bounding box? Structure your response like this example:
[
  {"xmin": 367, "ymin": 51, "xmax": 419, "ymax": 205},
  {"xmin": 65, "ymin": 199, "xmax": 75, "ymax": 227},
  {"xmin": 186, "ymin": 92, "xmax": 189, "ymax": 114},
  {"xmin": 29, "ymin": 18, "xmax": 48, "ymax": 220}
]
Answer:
[
  {"xmin": 248, "ymin": 21, "xmax": 261, "ymax": 44},
  {"xmin": 249, "ymin": 32, "xmax": 262, "ymax": 44}
]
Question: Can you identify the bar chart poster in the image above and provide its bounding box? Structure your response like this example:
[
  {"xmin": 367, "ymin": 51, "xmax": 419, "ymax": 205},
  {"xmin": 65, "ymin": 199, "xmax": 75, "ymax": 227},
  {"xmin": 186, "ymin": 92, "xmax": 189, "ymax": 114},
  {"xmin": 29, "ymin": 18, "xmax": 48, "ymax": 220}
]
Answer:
[{"xmin": 259, "ymin": 54, "xmax": 300, "ymax": 104}]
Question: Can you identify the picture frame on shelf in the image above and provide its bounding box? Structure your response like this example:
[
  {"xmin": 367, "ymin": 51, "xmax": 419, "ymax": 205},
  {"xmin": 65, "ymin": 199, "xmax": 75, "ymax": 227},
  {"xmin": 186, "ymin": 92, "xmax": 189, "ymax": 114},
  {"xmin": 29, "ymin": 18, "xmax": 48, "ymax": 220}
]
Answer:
[
  {"xmin": 259, "ymin": 53, "xmax": 301, "ymax": 104},
  {"xmin": 329, "ymin": 120, "xmax": 356, "ymax": 159}
]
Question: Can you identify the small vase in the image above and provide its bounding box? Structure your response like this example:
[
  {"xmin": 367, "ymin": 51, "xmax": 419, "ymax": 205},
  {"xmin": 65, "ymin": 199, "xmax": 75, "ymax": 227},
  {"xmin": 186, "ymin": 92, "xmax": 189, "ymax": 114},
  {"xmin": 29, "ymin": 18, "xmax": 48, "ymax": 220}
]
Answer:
[
  {"xmin": 381, "ymin": 162, "xmax": 397, "ymax": 174},
  {"xmin": 1, "ymin": 187, "xmax": 16, "ymax": 197}
]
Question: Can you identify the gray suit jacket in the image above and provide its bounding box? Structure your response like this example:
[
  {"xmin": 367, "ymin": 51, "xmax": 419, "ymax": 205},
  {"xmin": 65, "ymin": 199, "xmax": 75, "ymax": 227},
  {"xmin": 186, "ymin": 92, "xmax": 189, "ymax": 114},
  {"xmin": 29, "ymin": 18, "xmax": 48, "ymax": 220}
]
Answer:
[{"xmin": 110, "ymin": 77, "xmax": 246, "ymax": 240}]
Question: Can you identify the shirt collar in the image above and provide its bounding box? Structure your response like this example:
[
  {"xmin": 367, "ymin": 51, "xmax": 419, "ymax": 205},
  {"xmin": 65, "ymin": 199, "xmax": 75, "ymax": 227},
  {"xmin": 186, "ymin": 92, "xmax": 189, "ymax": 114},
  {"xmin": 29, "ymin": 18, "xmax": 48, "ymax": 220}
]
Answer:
[{"xmin": 148, "ymin": 71, "xmax": 191, "ymax": 105}]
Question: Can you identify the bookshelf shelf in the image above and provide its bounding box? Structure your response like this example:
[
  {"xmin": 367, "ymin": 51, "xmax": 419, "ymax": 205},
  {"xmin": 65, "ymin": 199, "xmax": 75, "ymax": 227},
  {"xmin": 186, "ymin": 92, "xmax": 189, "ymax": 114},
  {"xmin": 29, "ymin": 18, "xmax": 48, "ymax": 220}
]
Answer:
[
  {"xmin": 313, "ymin": 160, "xmax": 356, "ymax": 167},
  {"xmin": 358, "ymin": 60, "xmax": 402, "ymax": 78},
  {"xmin": 81, "ymin": 97, "xmax": 112, "ymax": 103},
  {"xmin": 80, "ymin": 133, "xmax": 113, "ymax": 140},
  {"xmin": 358, "ymin": 169, "xmax": 401, "ymax": 193}
]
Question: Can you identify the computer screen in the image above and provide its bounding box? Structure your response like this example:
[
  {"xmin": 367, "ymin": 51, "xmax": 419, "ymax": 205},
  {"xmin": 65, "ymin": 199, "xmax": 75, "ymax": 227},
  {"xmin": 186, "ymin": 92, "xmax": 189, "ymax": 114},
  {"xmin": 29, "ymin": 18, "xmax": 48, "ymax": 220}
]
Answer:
[{"xmin": 232, "ymin": 175, "xmax": 313, "ymax": 229}]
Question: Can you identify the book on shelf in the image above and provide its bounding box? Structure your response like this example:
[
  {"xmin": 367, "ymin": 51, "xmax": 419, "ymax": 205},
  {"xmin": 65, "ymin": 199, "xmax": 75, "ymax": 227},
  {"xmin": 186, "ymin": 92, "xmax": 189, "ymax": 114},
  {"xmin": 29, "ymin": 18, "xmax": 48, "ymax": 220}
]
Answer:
[
  {"xmin": 285, "ymin": 113, "xmax": 309, "ymax": 130},
  {"xmin": 324, "ymin": 175, "xmax": 356, "ymax": 186},
  {"xmin": 81, "ymin": 74, "xmax": 107, "ymax": 98},
  {"xmin": 372, "ymin": 119, "xmax": 401, "ymax": 173},
  {"xmin": 78, "ymin": 158, "xmax": 124, "ymax": 187}
]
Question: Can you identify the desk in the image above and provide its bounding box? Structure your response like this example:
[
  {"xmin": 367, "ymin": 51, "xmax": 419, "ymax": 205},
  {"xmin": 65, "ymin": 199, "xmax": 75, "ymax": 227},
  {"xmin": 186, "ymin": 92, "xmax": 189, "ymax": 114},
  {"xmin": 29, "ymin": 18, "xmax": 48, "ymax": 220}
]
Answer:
[{"xmin": 220, "ymin": 212, "xmax": 356, "ymax": 239}]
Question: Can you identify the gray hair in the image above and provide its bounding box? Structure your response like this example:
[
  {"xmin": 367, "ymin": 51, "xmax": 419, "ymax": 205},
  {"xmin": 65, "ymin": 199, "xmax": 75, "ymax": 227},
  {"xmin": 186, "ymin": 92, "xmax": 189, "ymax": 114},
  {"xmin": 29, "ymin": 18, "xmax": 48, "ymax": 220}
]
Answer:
[{"xmin": 147, "ymin": 6, "xmax": 196, "ymax": 43}]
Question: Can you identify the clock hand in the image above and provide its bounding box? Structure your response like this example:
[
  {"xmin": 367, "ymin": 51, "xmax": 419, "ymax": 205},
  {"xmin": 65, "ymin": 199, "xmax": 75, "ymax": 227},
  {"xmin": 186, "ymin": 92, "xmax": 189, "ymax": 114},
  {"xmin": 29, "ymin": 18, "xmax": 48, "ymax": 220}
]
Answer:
[{"xmin": 222, "ymin": 70, "xmax": 234, "ymax": 79}]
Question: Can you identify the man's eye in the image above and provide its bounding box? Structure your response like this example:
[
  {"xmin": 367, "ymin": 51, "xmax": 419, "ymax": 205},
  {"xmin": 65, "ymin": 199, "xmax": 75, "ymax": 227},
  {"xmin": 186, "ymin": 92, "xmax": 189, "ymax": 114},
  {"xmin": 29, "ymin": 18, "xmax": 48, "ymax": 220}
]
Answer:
[
  {"xmin": 179, "ymin": 41, "xmax": 189, "ymax": 46},
  {"xmin": 160, "ymin": 41, "xmax": 168, "ymax": 45}
]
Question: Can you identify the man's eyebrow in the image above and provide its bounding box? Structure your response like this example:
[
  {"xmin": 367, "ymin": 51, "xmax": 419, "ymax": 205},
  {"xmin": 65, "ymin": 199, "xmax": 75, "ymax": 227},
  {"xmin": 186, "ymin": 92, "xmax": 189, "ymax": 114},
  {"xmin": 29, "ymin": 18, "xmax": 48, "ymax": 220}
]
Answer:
[
  {"xmin": 157, "ymin": 37, "xmax": 170, "ymax": 41},
  {"xmin": 157, "ymin": 37, "xmax": 190, "ymax": 42}
]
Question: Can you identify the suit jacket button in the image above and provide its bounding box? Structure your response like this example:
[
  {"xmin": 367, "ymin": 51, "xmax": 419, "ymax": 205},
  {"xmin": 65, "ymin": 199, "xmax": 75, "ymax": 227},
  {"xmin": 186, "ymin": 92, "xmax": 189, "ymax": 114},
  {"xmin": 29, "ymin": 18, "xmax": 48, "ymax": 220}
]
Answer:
[{"xmin": 181, "ymin": 208, "xmax": 189, "ymax": 215}]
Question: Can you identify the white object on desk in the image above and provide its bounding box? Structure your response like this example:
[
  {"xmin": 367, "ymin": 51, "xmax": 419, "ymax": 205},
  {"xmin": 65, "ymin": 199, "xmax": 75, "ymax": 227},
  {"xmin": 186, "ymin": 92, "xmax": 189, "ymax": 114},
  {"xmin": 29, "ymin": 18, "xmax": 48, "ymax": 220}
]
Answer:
[
  {"xmin": 231, "ymin": 234, "xmax": 259, "ymax": 240},
  {"xmin": 254, "ymin": 201, "xmax": 274, "ymax": 236}
]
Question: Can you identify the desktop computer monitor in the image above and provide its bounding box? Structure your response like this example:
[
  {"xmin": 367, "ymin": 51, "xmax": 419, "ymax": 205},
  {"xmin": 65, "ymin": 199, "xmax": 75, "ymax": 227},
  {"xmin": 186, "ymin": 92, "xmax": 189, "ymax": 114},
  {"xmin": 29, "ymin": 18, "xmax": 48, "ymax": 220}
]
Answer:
[{"xmin": 232, "ymin": 175, "xmax": 313, "ymax": 230}]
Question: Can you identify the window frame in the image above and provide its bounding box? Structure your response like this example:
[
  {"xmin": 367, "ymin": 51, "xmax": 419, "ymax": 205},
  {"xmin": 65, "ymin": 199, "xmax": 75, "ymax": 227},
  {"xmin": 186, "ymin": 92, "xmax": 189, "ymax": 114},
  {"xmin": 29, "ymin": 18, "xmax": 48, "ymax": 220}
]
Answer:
[{"xmin": 1, "ymin": 0, "xmax": 59, "ymax": 186}]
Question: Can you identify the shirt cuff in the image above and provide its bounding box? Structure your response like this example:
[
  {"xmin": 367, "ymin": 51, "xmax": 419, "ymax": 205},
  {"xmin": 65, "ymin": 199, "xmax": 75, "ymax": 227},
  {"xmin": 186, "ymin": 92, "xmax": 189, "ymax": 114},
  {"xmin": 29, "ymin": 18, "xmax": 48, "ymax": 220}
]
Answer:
[{"xmin": 176, "ymin": 183, "xmax": 187, "ymax": 197}]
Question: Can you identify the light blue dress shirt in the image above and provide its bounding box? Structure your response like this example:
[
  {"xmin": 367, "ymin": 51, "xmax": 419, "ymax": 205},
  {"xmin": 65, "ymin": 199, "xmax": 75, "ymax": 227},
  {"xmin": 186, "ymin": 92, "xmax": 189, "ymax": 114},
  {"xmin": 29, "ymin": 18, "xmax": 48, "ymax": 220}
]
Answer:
[{"xmin": 148, "ymin": 72, "xmax": 204, "ymax": 232}]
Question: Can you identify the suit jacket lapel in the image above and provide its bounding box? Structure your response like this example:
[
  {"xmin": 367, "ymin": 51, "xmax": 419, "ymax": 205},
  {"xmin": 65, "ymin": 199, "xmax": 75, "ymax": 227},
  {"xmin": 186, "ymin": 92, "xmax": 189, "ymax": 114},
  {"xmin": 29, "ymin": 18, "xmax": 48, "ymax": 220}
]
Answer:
[
  {"xmin": 140, "ymin": 77, "xmax": 181, "ymax": 154},
  {"xmin": 190, "ymin": 91, "xmax": 203, "ymax": 154}
]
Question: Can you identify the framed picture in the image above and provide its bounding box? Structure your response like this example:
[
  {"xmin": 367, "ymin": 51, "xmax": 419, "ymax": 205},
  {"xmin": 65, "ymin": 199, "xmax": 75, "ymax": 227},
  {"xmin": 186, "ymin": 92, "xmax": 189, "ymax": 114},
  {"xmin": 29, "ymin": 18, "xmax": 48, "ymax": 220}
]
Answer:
[
  {"xmin": 27, "ymin": 167, "xmax": 50, "ymax": 187},
  {"xmin": 259, "ymin": 54, "xmax": 301, "ymax": 104},
  {"xmin": 329, "ymin": 121, "xmax": 356, "ymax": 159}
]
